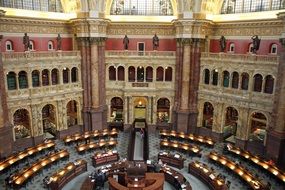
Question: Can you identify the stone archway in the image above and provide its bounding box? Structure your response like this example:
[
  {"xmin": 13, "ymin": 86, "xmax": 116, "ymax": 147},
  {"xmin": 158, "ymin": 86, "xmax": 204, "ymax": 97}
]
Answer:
[
  {"xmin": 13, "ymin": 109, "xmax": 31, "ymax": 140},
  {"xmin": 42, "ymin": 104, "xmax": 57, "ymax": 138}
]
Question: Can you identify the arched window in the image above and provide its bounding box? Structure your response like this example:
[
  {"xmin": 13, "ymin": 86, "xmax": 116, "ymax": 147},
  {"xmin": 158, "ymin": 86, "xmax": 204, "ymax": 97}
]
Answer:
[
  {"xmin": 146, "ymin": 67, "xmax": 153, "ymax": 82},
  {"xmin": 71, "ymin": 67, "xmax": 78, "ymax": 82},
  {"xmin": 109, "ymin": 66, "xmax": 116, "ymax": 81},
  {"xmin": 63, "ymin": 68, "xmax": 69, "ymax": 83},
  {"xmin": 156, "ymin": 67, "xmax": 164, "ymax": 81},
  {"xmin": 42, "ymin": 104, "xmax": 57, "ymax": 137},
  {"xmin": 241, "ymin": 72, "xmax": 249, "ymax": 90},
  {"xmin": 203, "ymin": 102, "xmax": 214, "ymax": 129},
  {"xmin": 118, "ymin": 66, "xmax": 125, "ymax": 81},
  {"xmin": 18, "ymin": 71, "xmax": 28, "ymax": 89},
  {"xmin": 48, "ymin": 40, "xmax": 54, "ymax": 50},
  {"xmin": 223, "ymin": 71, "xmax": 230, "ymax": 87},
  {"xmin": 253, "ymin": 74, "xmax": 263, "ymax": 92},
  {"xmin": 3, "ymin": 0, "xmax": 63, "ymax": 12},
  {"xmin": 229, "ymin": 43, "xmax": 235, "ymax": 53},
  {"xmin": 13, "ymin": 109, "xmax": 31, "ymax": 139},
  {"xmin": 212, "ymin": 69, "xmax": 219, "ymax": 86},
  {"xmin": 250, "ymin": 112, "xmax": 267, "ymax": 143},
  {"xmin": 204, "ymin": 69, "xmax": 210, "ymax": 84},
  {"xmin": 165, "ymin": 67, "xmax": 172, "ymax": 81},
  {"xmin": 157, "ymin": 98, "xmax": 170, "ymax": 123},
  {"xmin": 7, "ymin": 72, "xmax": 17, "ymax": 90},
  {"xmin": 137, "ymin": 66, "xmax": 144, "ymax": 82},
  {"xmin": 32, "ymin": 70, "xmax": 40, "ymax": 87},
  {"xmin": 248, "ymin": 43, "xmax": 254, "ymax": 53},
  {"xmin": 29, "ymin": 40, "xmax": 35, "ymax": 51},
  {"xmin": 5, "ymin": 40, "xmax": 13, "ymax": 51},
  {"xmin": 270, "ymin": 44, "xmax": 277, "ymax": 54},
  {"xmin": 51, "ymin": 69, "xmax": 59, "ymax": 85},
  {"xmin": 42, "ymin": 69, "xmax": 49, "ymax": 86},
  {"xmin": 111, "ymin": 97, "xmax": 124, "ymax": 122},
  {"xmin": 67, "ymin": 100, "xmax": 78, "ymax": 127},
  {"xmin": 111, "ymin": 0, "xmax": 174, "ymax": 16},
  {"xmin": 264, "ymin": 75, "xmax": 274, "ymax": 94},
  {"xmin": 128, "ymin": 66, "xmax": 135, "ymax": 82},
  {"xmin": 231, "ymin": 72, "xmax": 239, "ymax": 89}
]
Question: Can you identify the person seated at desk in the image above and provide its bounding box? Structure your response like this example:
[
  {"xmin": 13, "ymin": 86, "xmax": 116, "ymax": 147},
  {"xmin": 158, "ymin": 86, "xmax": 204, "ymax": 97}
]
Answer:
[
  {"xmin": 95, "ymin": 169, "xmax": 105, "ymax": 189},
  {"xmin": 154, "ymin": 161, "xmax": 162, "ymax": 173}
]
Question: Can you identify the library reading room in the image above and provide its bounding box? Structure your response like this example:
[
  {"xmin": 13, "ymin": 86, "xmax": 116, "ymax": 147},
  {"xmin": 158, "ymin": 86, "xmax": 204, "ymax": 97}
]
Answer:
[{"xmin": 0, "ymin": 0, "xmax": 285, "ymax": 190}]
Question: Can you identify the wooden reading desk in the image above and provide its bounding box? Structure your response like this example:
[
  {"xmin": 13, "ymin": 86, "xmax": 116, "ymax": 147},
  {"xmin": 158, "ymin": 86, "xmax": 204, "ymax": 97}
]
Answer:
[
  {"xmin": 158, "ymin": 151, "xmax": 185, "ymax": 169},
  {"xmin": 208, "ymin": 152, "xmax": 269, "ymax": 190},
  {"xmin": 160, "ymin": 139, "xmax": 201, "ymax": 156},
  {"xmin": 76, "ymin": 139, "xmax": 118, "ymax": 153},
  {"xmin": 189, "ymin": 161, "xmax": 228, "ymax": 190},
  {"xmin": 0, "ymin": 140, "xmax": 55, "ymax": 173},
  {"xmin": 92, "ymin": 150, "xmax": 119, "ymax": 167}
]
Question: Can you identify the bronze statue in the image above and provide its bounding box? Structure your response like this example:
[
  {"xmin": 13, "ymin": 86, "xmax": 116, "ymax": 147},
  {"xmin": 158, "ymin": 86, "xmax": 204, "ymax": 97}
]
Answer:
[
  {"xmin": 251, "ymin": 35, "xmax": 261, "ymax": 54},
  {"xmin": 153, "ymin": 34, "xmax": 159, "ymax": 50},
  {"xmin": 56, "ymin": 34, "xmax": 62, "ymax": 50},
  {"xmin": 219, "ymin": 35, "xmax": 226, "ymax": 52},
  {"xmin": 23, "ymin": 33, "xmax": 30, "ymax": 51},
  {"xmin": 123, "ymin": 35, "xmax": 129, "ymax": 50}
]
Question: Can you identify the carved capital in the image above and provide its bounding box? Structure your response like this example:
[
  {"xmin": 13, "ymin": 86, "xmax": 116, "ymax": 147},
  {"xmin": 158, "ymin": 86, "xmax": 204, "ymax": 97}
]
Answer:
[
  {"xmin": 89, "ymin": 37, "xmax": 107, "ymax": 45},
  {"xmin": 182, "ymin": 38, "xmax": 192, "ymax": 45}
]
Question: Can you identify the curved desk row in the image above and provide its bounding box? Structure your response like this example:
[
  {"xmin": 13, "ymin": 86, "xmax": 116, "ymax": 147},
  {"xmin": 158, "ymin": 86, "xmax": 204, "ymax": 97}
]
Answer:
[
  {"xmin": 76, "ymin": 139, "xmax": 118, "ymax": 153},
  {"xmin": 161, "ymin": 166, "xmax": 192, "ymax": 190},
  {"xmin": 108, "ymin": 173, "xmax": 164, "ymax": 190},
  {"xmin": 160, "ymin": 140, "xmax": 201, "ymax": 156},
  {"xmin": 64, "ymin": 129, "xmax": 118, "ymax": 144},
  {"xmin": 227, "ymin": 145, "xmax": 285, "ymax": 183},
  {"xmin": 47, "ymin": 159, "xmax": 87, "ymax": 190},
  {"xmin": 0, "ymin": 140, "xmax": 55, "ymax": 172},
  {"xmin": 188, "ymin": 161, "xmax": 228, "ymax": 190},
  {"xmin": 92, "ymin": 151, "xmax": 119, "ymax": 167},
  {"xmin": 160, "ymin": 130, "xmax": 215, "ymax": 147},
  {"xmin": 11, "ymin": 149, "xmax": 69, "ymax": 188},
  {"xmin": 208, "ymin": 152, "xmax": 269, "ymax": 190}
]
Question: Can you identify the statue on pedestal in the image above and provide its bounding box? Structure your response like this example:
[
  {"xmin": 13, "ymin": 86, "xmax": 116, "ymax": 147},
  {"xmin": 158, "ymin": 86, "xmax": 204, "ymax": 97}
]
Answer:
[
  {"xmin": 23, "ymin": 33, "xmax": 30, "ymax": 51},
  {"xmin": 123, "ymin": 35, "xmax": 129, "ymax": 50},
  {"xmin": 153, "ymin": 34, "xmax": 159, "ymax": 50},
  {"xmin": 57, "ymin": 34, "xmax": 62, "ymax": 50},
  {"xmin": 219, "ymin": 35, "xmax": 226, "ymax": 52},
  {"xmin": 251, "ymin": 35, "xmax": 261, "ymax": 54}
]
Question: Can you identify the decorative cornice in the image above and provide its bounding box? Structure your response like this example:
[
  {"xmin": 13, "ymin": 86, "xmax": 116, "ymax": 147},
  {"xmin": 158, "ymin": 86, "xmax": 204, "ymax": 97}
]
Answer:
[{"xmin": 0, "ymin": 10, "xmax": 6, "ymax": 17}]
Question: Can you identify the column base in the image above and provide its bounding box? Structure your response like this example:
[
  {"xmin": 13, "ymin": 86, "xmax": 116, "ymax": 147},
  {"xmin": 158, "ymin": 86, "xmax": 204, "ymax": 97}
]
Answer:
[
  {"xmin": 0, "ymin": 124, "xmax": 13, "ymax": 158},
  {"xmin": 176, "ymin": 110, "xmax": 190, "ymax": 133},
  {"xmin": 90, "ymin": 106, "xmax": 107, "ymax": 131},
  {"xmin": 211, "ymin": 131, "xmax": 224, "ymax": 142},
  {"xmin": 82, "ymin": 108, "xmax": 92, "ymax": 131},
  {"xmin": 266, "ymin": 131, "xmax": 285, "ymax": 169},
  {"xmin": 56, "ymin": 125, "xmax": 83, "ymax": 139}
]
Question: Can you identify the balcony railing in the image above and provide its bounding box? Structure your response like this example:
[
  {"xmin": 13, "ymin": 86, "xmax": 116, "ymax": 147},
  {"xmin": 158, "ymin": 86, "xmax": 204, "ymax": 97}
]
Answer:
[
  {"xmin": 106, "ymin": 51, "xmax": 175, "ymax": 57},
  {"xmin": 1, "ymin": 51, "xmax": 81, "ymax": 61},
  {"xmin": 201, "ymin": 52, "xmax": 279, "ymax": 64}
]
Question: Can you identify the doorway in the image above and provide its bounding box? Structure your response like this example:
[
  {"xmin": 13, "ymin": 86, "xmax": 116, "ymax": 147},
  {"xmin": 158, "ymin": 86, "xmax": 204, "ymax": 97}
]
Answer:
[{"xmin": 134, "ymin": 97, "xmax": 147, "ymax": 120}]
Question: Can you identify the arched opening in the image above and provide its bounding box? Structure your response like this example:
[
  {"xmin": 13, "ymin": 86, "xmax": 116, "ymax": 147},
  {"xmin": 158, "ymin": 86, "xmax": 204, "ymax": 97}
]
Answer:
[
  {"xmin": 264, "ymin": 75, "xmax": 274, "ymax": 94},
  {"xmin": 224, "ymin": 107, "xmax": 238, "ymax": 141},
  {"xmin": 118, "ymin": 66, "xmax": 125, "ymax": 81},
  {"xmin": 42, "ymin": 104, "xmax": 57, "ymax": 138},
  {"xmin": 202, "ymin": 102, "xmax": 214, "ymax": 129},
  {"xmin": 249, "ymin": 112, "xmax": 267, "ymax": 143},
  {"xmin": 13, "ymin": 109, "xmax": 31, "ymax": 140},
  {"xmin": 63, "ymin": 68, "xmax": 70, "ymax": 83},
  {"xmin": 157, "ymin": 98, "xmax": 170, "ymax": 123},
  {"xmin": 253, "ymin": 74, "xmax": 263, "ymax": 92},
  {"xmin": 67, "ymin": 100, "xmax": 78, "ymax": 127},
  {"xmin": 146, "ymin": 66, "xmax": 153, "ymax": 82},
  {"xmin": 51, "ymin": 69, "xmax": 59, "ymax": 85},
  {"xmin": 109, "ymin": 66, "xmax": 116, "ymax": 81},
  {"xmin": 137, "ymin": 66, "xmax": 144, "ymax": 82},
  {"xmin": 204, "ymin": 69, "xmax": 210, "ymax": 84},
  {"xmin": 71, "ymin": 67, "xmax": 78, "ymax": 82},
  {"xmin": 32, "ymin": 70, "xmax": 40, "ymax": 87},
  {"xmin": 48, "ymin": 40, "xmax": 54, "ymax": 50},
  {"xmin": 222, "ymin": 70, "xmax": 230, "ymax": 87},
  {"xmin": 241, "ymin": 72, "xmax": 249, "ymax": 90},
  {"xmin": 156, "ymin": 67, "xmax": 164, "ymax": 81},
  {"xmin": 42, "ymin": 69, "xmax": 50, "ymax": 86},
  {"xmin": 5, "ymin": 40, "xmax": 13, "ymax": 51},
  {"xmin": 18, "ymin": 71, "xmax": 28, "ymax": 89},
  {"xmin": 248, "ymin": 43, "xmax": 254, "ymax": 53},
  {"xmin": 212, "ymin": 69, "xmax": 219, "ymax": 86},
  {"xmin": 165, "ymin": 67, "xmax": 172, "ymax": 81},
  {"xmin": 231, "ymin": 72, "xmax": 239, "ymax": 89},
  {"xmin": 110, "ymin": 97, "xmax": 124, "ymax": 122},
  {"xmin": 7, "ymin": 72, "xmax": 17, "ymax": 90},
  {"xmin": 229, "ymin": 43, "xmax": 235, "ymax": 53},
  {"xmin": 128, "ymin": 66, "xmax": 135, "ymax": 82},
  {"xmin": 29, "ymin": 40, "xmax": 35, "ymax": 51},
  {"xmin": 270, "ymin": 44, "xmax": 277, "ymax": 54},
  {"xmin": 134, "ymin": 97, "xmax": 147, "ymax": 119}
]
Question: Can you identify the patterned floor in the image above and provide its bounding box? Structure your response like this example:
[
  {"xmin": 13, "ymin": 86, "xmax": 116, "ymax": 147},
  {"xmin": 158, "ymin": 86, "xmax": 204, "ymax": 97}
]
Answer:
[{"xmin": 0, "ymin": 130, "xmax": 284, "ymax": 190}]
